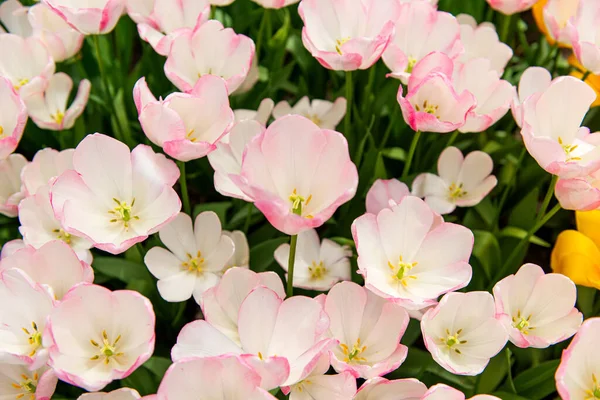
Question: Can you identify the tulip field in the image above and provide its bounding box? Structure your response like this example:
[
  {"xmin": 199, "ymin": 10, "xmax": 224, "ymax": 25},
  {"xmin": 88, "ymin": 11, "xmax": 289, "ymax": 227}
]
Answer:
[{"xmin": 1, "ymin": 0, "xmax": 600, "ymax": 398}]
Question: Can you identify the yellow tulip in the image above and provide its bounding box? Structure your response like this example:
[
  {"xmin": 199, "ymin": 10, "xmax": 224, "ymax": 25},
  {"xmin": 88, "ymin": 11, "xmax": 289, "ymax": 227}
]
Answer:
[
  {"xmin": 551, "ymin": 210, "xmax": 600, "ymax": 289},
  {"xmin": 568, "ymin": 55, "xmax": 600, "ymax": 107},
  {"xmin": 532, "ymin": 0, "xmax": 573, "ymax": 49}
]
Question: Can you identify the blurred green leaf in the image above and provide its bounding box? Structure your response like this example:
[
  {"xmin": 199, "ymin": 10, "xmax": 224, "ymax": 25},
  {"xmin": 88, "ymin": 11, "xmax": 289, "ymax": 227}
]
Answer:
[
  {"xmin": 193, "ymin": 202, "xmax": 232, "ymax": 225},
  {"xmin": 508, "ymin": 188, "xmax": 539, "ymax": 230},
  {"xmin": 249, "ymin": 237, "xmax": 288, "ymax": 272},
  {"xmin": 144, "ymin": 356, "xmax": 172, "ymax": 379},
  {"xmin": 381, "ymin": 147, "xmax": 406, "ymax": 161},
  {"xmin": 500, "ymin": 227, "xmax": 550, "ymax": 247},
  {"xmin": 476, "ymin": 353, "xmax": 508, "ymax": 394},
  {"xmin": 513, "ymin": 360, "xmax": 560, "ymax": 400},
  {"xmin": 472, "ymin": 230, "xmax": 501, "ymax": 281},
  {"xmin": 92, "ymin": 257, "xmax": 152, "ymax": 283},
  {"xmin": 577, "ymin": 285, "xmax": 596, "ymax": 318}
]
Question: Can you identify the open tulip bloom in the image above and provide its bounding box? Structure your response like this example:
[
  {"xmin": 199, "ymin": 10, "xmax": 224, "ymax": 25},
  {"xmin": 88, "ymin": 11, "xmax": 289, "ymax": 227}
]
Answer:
[
  {"xmin": 0, "ymin": 0, "xmax": 31, "ymax": 37},
  {"xmin": 511, "ymin": 66, "xmax": 552, "ymax": 128},
  {"xmin": 0, "ymin": 34, "xmax": 55, "ymax": 93},
  {"xmin": 42, "ymin": 0, "xmax": 126, "ymax": 35},
  {"xmin": 272, "ymin": 96, "xmax": 347, "ymax": 130},
  {"xmin": 78, "ymin": 388, "xmax": 142, "ymax": 400},
  {"xmin": 0, "ymin": 77, "xmax": 26, "ymax": 160},
  {"xmin": 365, "ymin": 178, "xmax": 410, "ymax": 215},
  {"xmin": 0, "ymin": 363, "xmax": 57, "ymax": 400},
  {"xmin": 0, "ymin": 153, "xmax": 27, "ymax": 218},
  {"xmin": 283, "ymin": 355, "xmax": 356, "ymax": 400},
  {"xmin": 486, "ymin": 0, "xmax": 538, "ymax": 15}
]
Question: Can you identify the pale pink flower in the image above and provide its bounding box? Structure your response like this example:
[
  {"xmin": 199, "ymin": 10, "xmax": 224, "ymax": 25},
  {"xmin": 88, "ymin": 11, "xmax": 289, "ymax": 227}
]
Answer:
[
  {"xmin": 422, "ymin": 384, "xmax": 501, "ymax": 400},
  {"xmin": 252, "ymin": 0, "xmax": 299, "ymax": 8},
  {"xmin": 0, "ymin": 240, "xmax": 94, "ymax": 299},
  {"xmin": 453, "ymin": 58, "xmax": 515, "ymax": 133},
  {"xmin": 412, "ymin": 147, "xmax": 498, "ymax": 215},
  {"xmin": 0, "ymin": 34, "xmax": 54, "ymax": 93},
  {"xmin": 135, "ymin": 0, "xmax": 210, "ymax": 56},
  {"xmin": 456, "ymin": 14, "xmax": 513, "ymax": 74},
  {"xmin": 397, "ymin": 52, "xmax": 476, "ymax": 133},
  {"xmin": 144, "ymin": 212, "xmax": 235, "ymax": 303},
  {"xmin": 511, "ymin": 67, "xmax": 552, "ymax": 128},
  {"xmin": 354, "ymin": 377, "xmax": 427, "ymax": 399},
  {"xmin": 200, "ymin": 267, "xmax": 285, "ymax": 345},
  {"xmin": 207, "ymin": 120, "xmax": 265, "ymax": 201},
  {"xmin": 0, "ymin": 153, "xmax": 27, "ymax": 217},
  {"xmin": 493, "ymin": 263, "xmax": 582, "ymax": 348},
  {"xmin": 233, "ymin": 57, "xmax": 260, "ymax": 95},
  {"xmin": 555, "ymin": 170, "xmax": 600, "ymax": 211},
  {"xmin": 541, "ymin": 0, "xmax": 580, "ymax": 47},
  {"xmin": 21, "ymin": 148, "xmax": 74, "ymax": 196},
  {"xmin": 521, "ymin": 76, "xmax": 600, "ymax": 179},
  {"xmin": 0, "ymin": 364, "xmax": 57, "ymax": 400},
  {"xmin": 172, "ymin": 286, "xmax": 335, "ymax": 389},
  {"xmin": 156, "ymin": 356, "xmax": 276, "ymax": 400},
  {"xmin": 134, "ymin": 76, "xmax": 233, "ymax": 161},
  {"xmin": 211, "ymin": 0, "xmax": 235, "ymax": 6},
  {"xmin": 19, "ymin": 186, "xmax": 94, "ymax": 263},
  {"xmin": 352, "ymin": 196, "xmax": 473, "ymax": 310},
  {"xmin": 323, "ymin": 282, "xmax": 409, "ymax": 379},
  {"xmin": 0, "ymin": 0, "xmax": 32, "ymax": 36},
  {"xmin": 556, "ymin": 317, "xmax": 600, "ymax": 400},
  {"xmin": 28, "ymin": 3, "xmax": 84, "ymax": 62},
  {"xmin": 50, "ymin": 133, "xmax": 181, "ymax": 254},
  {"xmin": 1, "ymin": 239, "xmax": 25, "ymax": 259},
  {"xmin": 299, "ymin": 0, "xmax": 399, "ymax": 71},
  {"xmin": 78, "ymin": 388, "xmax": 142, "ymax": 400},
  {"xmin": 234, "ymin": 98, "xmax": 275, "ymax": 125},
  {"xmin": 365, "ymin": 179, "xmax": 410, "ymax": 215},
  {"xmin": 274, "ymin": 228, "xmax": 352, "ymax": 291},
  {"xmin": 272, "ymin": 97, "xmax": 347, "ymax": 130},
  {"xmin": 46, "ymin": 284, "xmax": 155, "ymax": 392},
  {"xmin": 0, "ymin": 77, "xmax": 26, "ymax": 160},
  {"xmin": 383, "ymin": 1, "xmax": 462, "ymax": 83},
  {"xmin": 165, "ymin": 20, "xmax": 255, "ymax": 94},
  {"xmin": 0, "ymin": 268, "xmax": 54, "ymax": 368},
  {"xmin": 231, "ymin": 115, "xmax": 358, "ymax": 235},
  {"xmin": 21, "ymin": 72, "xmax": 91, "ymax": 131},
  {"xmin": 42, "ymin": 0, "xmax": 126, "ymax": 35},
  {"xmin": 284, "ymin": 355, "xmax": 357, "ymax": 400},
  {"xmin": 485, "ymin": 0, "xmax": 538, "ymax": 15},
  {"xmin": 421, "ymin": 292, "xmax": 508, "ymax": 375},
  {"xmin": 567, "ymin": 0, "xmax": 600, "ymax": 75},
  {"xmin": 223, "ymin": 230, "xmax": 249, "ymax": 269}
]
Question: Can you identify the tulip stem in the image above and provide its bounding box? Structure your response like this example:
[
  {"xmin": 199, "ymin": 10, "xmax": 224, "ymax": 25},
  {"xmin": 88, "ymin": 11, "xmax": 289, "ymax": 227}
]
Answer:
[
  {"xmin": 506, "ymin": 348, "xmax": 517, "ymax": 393},
  {"xmin": 177, "ymin": 161, "xmax": 192, "ymax": 216},
  {"xmin": 243, "ymin": 203, "xmax": 253, "ymax": 233},
  {"xmin": 345, "ymin": 71, "xmax": 353, "ymax": 141},
  {"xmin": 536, "ymin": 175, "xmax": 558, "ymax": 225},
  {"xmin": 255, "ymin": 9, "xmax": 271, "ymax": 61},
  {"xmin": 582, "ymin": 70, "xmax": 592, "ymax": 82},
  {"xmin": 402, "ymin": 130, "xmax": 422, "ymax": 179},
  {"xmin": 286, "ymin": 234, "xmax": 298, "ymax": 297},
  {"xmin": 446, "ymin": 130, "xmax": 459, "ymax": 147}
]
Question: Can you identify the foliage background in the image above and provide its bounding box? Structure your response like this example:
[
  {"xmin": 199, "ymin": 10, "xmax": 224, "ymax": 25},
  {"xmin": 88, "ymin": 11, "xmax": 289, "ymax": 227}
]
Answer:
[{"xmin": 3, "ymin": 0, "xmax": 598, "ymax": 398}]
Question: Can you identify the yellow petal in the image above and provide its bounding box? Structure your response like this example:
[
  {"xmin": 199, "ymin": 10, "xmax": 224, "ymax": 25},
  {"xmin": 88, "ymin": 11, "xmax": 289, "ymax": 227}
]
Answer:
[
  {"xmin": 569, "ymin": 55, "xmax": 600, "ymax": 107},
  {"xmin": 551, "ymin": 230, "xmax": 600, "ymax": 288},
  {"xmin": 576, "ymin": 210, "xmax": 600, "ymax": 248}
]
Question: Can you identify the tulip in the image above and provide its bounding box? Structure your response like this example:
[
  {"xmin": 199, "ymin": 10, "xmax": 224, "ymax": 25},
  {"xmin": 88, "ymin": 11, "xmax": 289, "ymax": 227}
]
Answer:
[
  {"xmin": 29, "ymin": 3, "xmax": 84, "ymax": 62},
  {"xmin": 223, "ymin": 230, "xmax": 250, "ymax": 269},
  {"xmin": 0, "ymin": 364, "xmax": 57, "ymax": 400},
  {"xmin": 284, "ymin": 355, "xmax": 356, "ymax": 400},
  {"xmin": 532, "ymin": 0, "xmax": 579, "ymax": 47},
  {"xmin": 354, "ymin": 377, "xmax": 428, "ymax": 399},
  {"xmin": 50, "ymin": 133, "xmax": 181, "ymax": 254},
  {"xmin": 299, "ymin": 0, "xmax": 399, "ymax": 71},
  {"xmin": 230, "ymin": 115, "xmax": 358, "ymax": 235},
  {"xmin": 567, "ymin": 0, "xmax": 600, "ymax": 75},
  {"xmin": 421, "ymin": 292, "xmax": 508, "ymax": 375},
  {"xmin": 0, "ymin": 34, "xmax": 54, "ymax": 93},
  {"xmin": 412, "ymin": 146, "xmax": 498, "ymax": 215},
  {"xmin": 144, "ymin": 212, "xmax": 235, "ymax": 303},
  {"xmin": 0, "ymin": 0, "xmax": 32, "ymax": 36},
  {"xmin": 234, "ymin": 98, "xmax": 275, "ymax": 125},
  {"xmin": 274, "ymin": 229, "xmax": 352, "ymax": 291},
  {"xmin": 511, "ymin": 67, "xmax": 552, "ymax": 128},
  {"xmin": 0, "ymin": 153, "xmax": 27, "ymax": 217},
  {"xmin": 42, "ymin": 0, "xmax": 126, "ymax": 35},
  {"xmin": 0, "ymin": 77, "xmax": 26, "ymax": 160},
  {"xmin": 46, "ymin": 284, "xmax": 155, "ymax": 392},
  {"xmin": 396, "ymin": 53, "xmax": 476, "ymax": 134},
  {"xmin": 423, "ymin": 384, "xmax": 501, "ymax": 400},
  {"xmin": 493, "ymin": 263, "xmax": 582, "ymax": 348},
  {"xmin": 21, "ymin": 72, "xmax": 91, "ymax": 131},
  {"xmin": 486, "ymin": 0, "xmax": 539, "ymax": 15},
  {"xmin": 555, "ymin": 169, "xmax": 600, "ymax": 211},
  {"xmin": 156, "ymin": 356, "xmax": 277, "ymax": 399},
  {"xmin": 272, "ymin": 97, "xmax": 347, "ymax": 129},
  {"xmin": 78, "ymin": 388, "xmax": 142, "ymax": 400},
  {"xmin": 365, "ymin": 179, "xmax": 410, "ymax": 215},
  {"xmin": 383, "ymin": 1, "xmax": 462, "ymax": 83},
  {"xmin": 0, "ymin": 240, "xmax": 94, "ymax": 299},
  {"xmin": 165, "ymin": 20, "xmax": 255, "ymax": 94},
  {"xmin": 352, "ymin": 196, "xmax": 473, "ymax": 310},
  {"xmin": 134, "ymin": 76, "xmax": 234, "ymax": 161},
  {"xmin": 21, "ymin": 148, "xmax": 74, "ymax": 196},
  {"xmin": 556, "ymin": 317, "xmax": 600, "ymax": 400}
]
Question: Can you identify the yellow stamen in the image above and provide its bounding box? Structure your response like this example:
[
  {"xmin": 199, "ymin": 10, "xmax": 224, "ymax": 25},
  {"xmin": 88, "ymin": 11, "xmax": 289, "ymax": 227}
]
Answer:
[
  {"xmin": 406, "ymin": 56, "xmax": 417, "ymax": 73},
  {"xmin": 51, "ymin": 111, "xmax": 64, "ymax": 125},
  {"xmin": 108, "ymin": 198, "xmax": 139, "ymax": 229},
  {"xmin": 448, "ymin": 182, "xmax": 467, "ymax": 201},
  {"xmin": 335, "ymin": 38, "xmax": 351, "ymax": 55},
  {"xmin": 340, "ymin": 338, "xmax": 367, "ymax": 363},
  {"xmin": 389, "ymin": 255, "xmax": 418, "ymax": 287},
  {"xmin": 440, "ymin": 328, "xmax": 467, "ymax": 355},
  {"xmin": 13, "ymin": 78, "xmax": 29, "ymax": 90},
  {"xmin": 181, "ymin": 251, "xmax": 205, "ymax": 273},
  {"xmin": 558, "ymin": 136, "xmax": 582, "ymax": 162},
  {"xmin": 308, "ymin": 261, "xmax": 327, "ymax": 280},
  {"xmin": 90, "ymin": 329, "xmax": 124, "ymax": 364}
]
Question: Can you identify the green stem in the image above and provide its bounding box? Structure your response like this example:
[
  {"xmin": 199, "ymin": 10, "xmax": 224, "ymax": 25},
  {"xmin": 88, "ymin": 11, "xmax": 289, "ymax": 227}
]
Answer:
[
  {"xmin": 493, "ymin": 147, "xmax": 527, "ymax": 230},
  {"xmin": 379, "ymin": 112, "xmax": 398, "ymax": 151},
  {"xmin": 361, "ymin": 65, "xmax": 377, "ymax": 114},
  {"xmin": 506, "ymin": 348, "xmax": 517, "ymax": 393},
  {"xmin": 255, "ymin": 9, "xmax": 271, "ymax": 61},
  {"xmin": 551, "ymin": 46, "xmax": 562, "ymax": 76},
  {"xmin": 582, "ymin": 70, "xmax": 592, "ymax": 82},
  {"xmin": 446, "ymin": 130, "xmax": 459, "ymax": 148},
  {"xmin": 345, "ymin": 71, "xmax": 354, "ymax": 142},
  {"xmin": 499, "ymin": 13, "xmax": 514, "ymax": 44},
  {"xmin": 536, "ymin": 175, "xmax": 558, "ymax": 225},
  {"xmin": 243, "ymin": 203, "xmax": 253, "ymax": 233},
  {"xmin": 178, "ymin": 161, "xmax": 192, "ymax": 216},
  {"xmin": 286, "ymin": 234, "xmax": 298, "ymax": 297},
  {"xmin": 402, "ymin": 130, "xmax": 422, "ymax": 179}
]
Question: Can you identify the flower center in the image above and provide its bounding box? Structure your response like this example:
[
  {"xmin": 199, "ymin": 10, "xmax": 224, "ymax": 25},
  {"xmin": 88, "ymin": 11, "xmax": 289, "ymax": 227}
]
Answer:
[
  {"xmin": 11, "ymin": 372, "xmax": 39, "ymax": 400},
  {"xmin": 182, "ymin": 251, "xmax": 205, "ymax": 273},
  {"xmin": 340, "ymin": 338, "xmax": 367, "ymax": 363},
  {"xmin": 308, "ymin": 261, "xmax": 327, "ymax": 280},
  {"xmin": 440, "ymin": 328, "xmax": 467, "ymax": 354},
  {"xmin": 21, "ymin": 321, "xmax": 42, "ymax": 357},
  {"xmin": 586, "ymin": 374, "xmax": 600, "ymax": 399},
  {"xmin": 90, "ymin": 330, "xmax": 124, "ymax": 365},
  {"xmin": 389, "ymin": 255, "xmax": 418, "ymax": 287},
  {"xmin": 289, "ymin": 189, "xmax": 313, "ymax": 218},
  {"xmin": 335, "ymin": 37, "xmax": 351, "ymax": 55},
  {"xmin": 406, "ymin": 56, "xmax": 418, "ymax": 73},
  {"xmin": 448, "ymin": 182, "xmax": 467, "ymax": 201},
  {"xmin": 186, "ymin": 129, "xmax": 197, "ymax": 143},
  {"xmin": 51, "ymin": 111, "xmax": 64, "ymax": 125},
  {"xmin": 108, "ymin": 198, "xmax": 139, "ymax": 229},
  {"xmin": 13, "ymin": 78, "xmax": 29, "ymax": 90},
  {"xmin": 414, "ymin": 100, "xmax": 439, "ymax": 117},
  {"xmin": 0, "ymin": 125, "xmax": 4, "ymax": 138},
  {"xmin": 52, "ymin": 228, "xmax": 72, "ymax": 244},
  {"xmin": 307, "ymin": 114, "xmax": 322, "ymax": 126},
  {"xmin": 512, "ymin": 310, "xmax": 535, "ymax": 335},
  {"xmin": 558, "ymin": 136, "xmax": 582, "ymax": 162}
]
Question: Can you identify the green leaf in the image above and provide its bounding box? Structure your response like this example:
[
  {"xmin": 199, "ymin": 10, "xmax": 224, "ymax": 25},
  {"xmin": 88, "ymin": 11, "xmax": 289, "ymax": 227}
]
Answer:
[
  {"xmin": 121, "ymin": 364, "xmax": 159, "ymax": 395},
  {"xmin": 474, "ymin": 198, "xmax": 496, "ymax": 229},
  {"xmin": 508, "ymin": 188, "xmax": 539, "ymax": 230},
  {"xmin": 92, "ymin": 257, "xmax": 152, "ymax": 283},
  {"xmin": 329, "ymin": 237, "xmax": 355, "ymax": 248},
  {"xmin": 500, "ymin": 227, "xmax": 550, "ymax": 247},
  {"xmin": 577, "ymin": 285, "xmax": 596, "ymax": 318},
  {"xmin": 513, "ymin": 360, "xmax": 560, "ymax": 400},
  {"xmin": 491, "ymin": 392, "xmax": 529, "ymax": 400},
  {"xmin": 472, "ymin": 230, "xmax": 501, "ymax": 280},
  {"xmin": 249, "ymin": 237, "xmax": 288, "ymax": 272},
  {"xmin": 381, "ymin": 147, "xmax": 406, "ymax": 161},
  {"xmin": 193, "ymin": 202, "xmax": 232, "ymax": 225},
  {"xmin": 144, "ymin": 356, "xmax": 172, "ymax": 379},
  {"xmin": 476, "ymin": 353, "xmax": 508, "ymax": 394}
]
